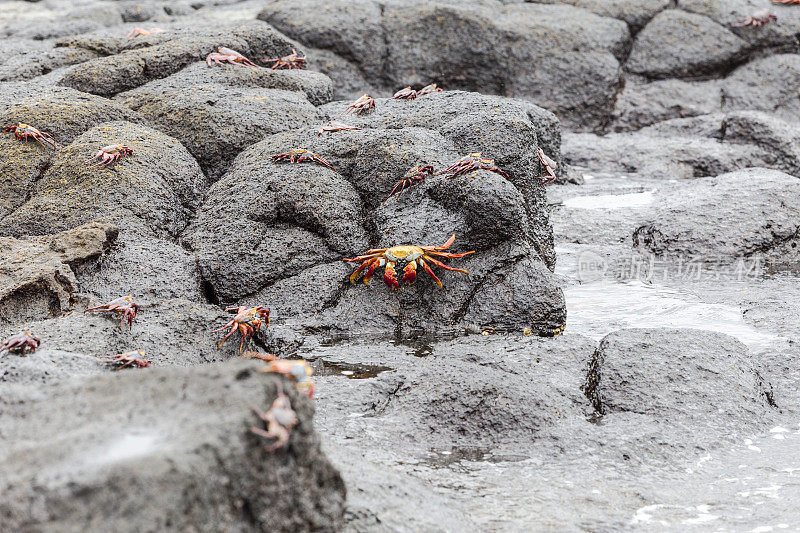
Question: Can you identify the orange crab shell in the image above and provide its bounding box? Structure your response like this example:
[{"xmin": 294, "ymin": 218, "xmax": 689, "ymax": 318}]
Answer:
[{"xmin": 343, "ymin": 235, "xmax": 474, "ymax": 289}]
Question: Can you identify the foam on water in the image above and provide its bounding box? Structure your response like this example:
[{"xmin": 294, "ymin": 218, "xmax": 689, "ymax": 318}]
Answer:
[{"xmin": 562, "ymin": 190, "xmax": 654, "ymax": 209}]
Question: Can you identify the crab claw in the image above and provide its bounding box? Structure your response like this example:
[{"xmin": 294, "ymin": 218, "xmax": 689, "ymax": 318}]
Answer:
[
  {"xmin": 402, "ymin": 261, "xmax": 417, "ymax": 284},
  {"xmin": 384, "ymin": 262, "xmax": 400, "ymax": 289}
]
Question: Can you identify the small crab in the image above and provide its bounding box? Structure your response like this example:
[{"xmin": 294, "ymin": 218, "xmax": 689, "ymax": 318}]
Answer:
[
  {"xmin": 438, "ymin": 152, "xmax": 510, "ymax": 180},
  {"xmin": 206, "ymin": 47, "xmax": 258, "ymax": 68},
  {"xmin": 259, "ymin": 358, "xmax": 315, "ymax": 398},
  {"xmin": 213, "ymin": 306, "xmax": 270, "ymax": 352},
  {"xmin": 126, "ymin": 27, "xmax": 162, "ymax": 39},
  {"xmin": 84, "ymin": 144, "xmax": 133, "ymax": 169},
  {"xmin": 732, "ymin": 9, "xmax": 777, "ymax": 26},
  {"xmin": 341, "ymin": 94, "xmax": 376, "ymax": 116},
  {"xmin": 264, "ymin": 48, "xmax": 306, "ymax": 70},
  {"xmin": 384, "ymin": 164, "xmax": 434, "ymax": 203},
  {"xmin": 84, "ymin": 295, "xmax": 140, "ymax": 330},
  {"xmin": 0, "ymin": 331, "xmax": 41, "ymax": 356},
  {"xmin": 537, "ymin": 148, "xmax": 557, "ymax": 185},
  {"xmin": 4, "ymin": 123, "xmax": 57, "ymax": 149},
  {"xmin": 250, "ymin": 382, "xmax": 299, "ymax": 452},
  {"xmin": 344, "ymin": 234, "xmax": 474, "ymax": 289},
  {"xmin": 272, "ymin": 148, "xmax": 336, "ymax": 171},
  {"xmin": 100, "ymin": 350, "xmax": 151, "ymax": 370},
  {"xmin": 417, "ymin": 83, "xmax": 442, "ymax": 96},
  {"xmin": 390, "ymin": 87, "xmax": 417, "ymax": 100},
  {"xmin": 317, "ymin": 121, "xmax": 361, "ymax": 137}
]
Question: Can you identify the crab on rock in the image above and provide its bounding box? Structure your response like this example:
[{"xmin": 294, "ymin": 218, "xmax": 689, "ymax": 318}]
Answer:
[
  {"xmin": 272, "ymin": 148, "xmax": 336, "ymax": 171},
  {"xmin": 257, "ymin": 357, "xmax": 315, "ymax": 398},
  {"xmin": 341, "ymin": 94, "xmax": 376, "ymax": 116},
  {"xmin": 206, "ymin": 47, "xmax": 258, "ymax": 68},
  {"xmin": 390, "ymin": 87, "xmax": 417, "ymax": 100},
  {"xmin": 264, "ymin": 48, "xmax": 306, "ymax": 69},
  {"xmin": 250, "ymin": 382, "xmax": 299, "ymax": 452},
  {"xmin": 4, "ymin": 123, "xmax": 57, "ymax": 149},
  {"xmin": 100, "ymin": 350, "xmax": 151, "ymax": 369},
  {"xmin": 0, "ymin": 331, "xmax": 41, "ymax": 356},
  {"xmin": 344, "ymin": 234, "xmax": 474, "ymax": 289},
  {"xmin": 384, "ymin": 165, "xmax": 433, "ymax": 203},
  {"xmin": 213, "ymin": 306, "xmax": 270, "ymax": 352},
  {"xmin": 732, "ymin": 9, "xmax": 777, "ymax": 26},
  {"xmin": 85, "ymin": 144, "xmax": 133, "ymax": 169},
  {"xmin": 438, "ymin": 152, "xmax": 510, "ymax": 180},
  {"xmin": 84, "ymin": 295, "xmax": 140, "ymax": 330},
  {"xmin": 126, "ymin": 27, "xmax": 162, "ymax": 39},
  {"xmin": 317, "ymin": 121, "xmax": 360, "ymax": 137},
  {"xmin": 417, "ymin": 83, "xmax": 442, "ymax": 96},
  {"xmin": 537, "ymin": 148, "xmax": 558, "ymax": 185}
]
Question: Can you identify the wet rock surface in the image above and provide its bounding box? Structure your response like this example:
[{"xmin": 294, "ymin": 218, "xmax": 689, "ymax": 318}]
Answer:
[{"xmin": 3, "ymin": 0, "xmax": 800, "ymax": 530}]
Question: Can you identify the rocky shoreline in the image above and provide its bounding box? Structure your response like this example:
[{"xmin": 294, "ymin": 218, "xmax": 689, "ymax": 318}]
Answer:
[{"xmin": 2, "ymin": 0, "xmax": 799, "ymax": 531}]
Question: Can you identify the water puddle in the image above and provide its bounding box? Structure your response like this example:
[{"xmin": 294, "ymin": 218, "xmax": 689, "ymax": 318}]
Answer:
[
  {"xmin": 562, "ymin": 190, "xmax": 655, "ymax": 209},
  {"xmin": 424, "ymin": 446, "xmax": 529, "ymax": 469},
  {"xmin": 562, "ymin": 280, "xmax": 779, "ymax": 353},
  {"xmin": 311, "ymin": 359, "xmax": 392, "ymax": 379}
]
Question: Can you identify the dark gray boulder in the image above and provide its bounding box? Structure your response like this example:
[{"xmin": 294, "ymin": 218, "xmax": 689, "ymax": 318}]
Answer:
[
  {"xmin": 0, "ymin": 121, "xmax": 206, "ymax": 238},
  {"xmin": 722, "ymin": 54, "xmax": 800, "ymax": 123},
  {"xmin": 258, "ymin": 0, "xmax": 630, "ymax": 131},
  {"xmin": 585, "ymin": 328, "xmax": 775, "ymax": 428},
  {"xmin": 632, "ymin": 168, "xmax": 800, "ymax": 262},
  {"xmin": 0, "ymin": 360, "xmax": 346, "ymax": 532},
  {"xmin": 321, "ymin": 90, "xmax": 562, "ymax": 268},
  {"xmin": 185, "ymin": 93, "xmax": 566, "ymax": 337},
  {"xmin": 564, "ymin": 111, "xmax": 800, "ymax": 180},
  {"xmin": 125, "ymin": 60, "xmax": 334, "ymax": 106},
  {"xmin": 611, "ymin": 78, "xmax": 721, "ymax": 131},
  {"xmin": 0, "ymin": 297, "xmax": 239, "ymax": 365},
  {"xmin": 116, "ymin": 85, "xmax": 321, "ymax": 181},
  {"xmin": 627, "ymin": 9, "xmax": 748, "ymax": 79},
  {"xmin": 0, "ymin": 222, "xmax": 117, "ymax": 324},
  {"xmin": 57, "ymin": 21, "xmax": 300, "ymax": 97},
  {"xmin": 0, "ymin": 87, "xmax": 144, "ymax": 219}
]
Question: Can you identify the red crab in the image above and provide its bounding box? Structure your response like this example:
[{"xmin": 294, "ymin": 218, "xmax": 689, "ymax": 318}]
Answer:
[
  {"xmin": 84, "ymin": 295, "xmax": 140, "ymax": 330},
  {"xmin": 206, "ymin": 47, "xmax": 258, "ymax": 68},
  {"xmin": 417, "ymin": 83, "xmax": 442, "ymax": 96},
  {"xmin": 732, "ymin": 9, "xmax": 777, "ymax": 26},
  {"xmin": 4, "ymin": 123, "xmax": 57, "ymax": 149},
  {"xmin": 272, "ymin": 148, "xmax": 336, "ymax": 171},
  {"xmin": 341, "ymin": 94, "xmax": 376, "ymax": 116},
  {"xmin": 537, "ymin": 148, "xmax": 557, "ymax": 185},
  {"xmin": 0, "ymin": 331, "xmax": 41, "ymax": 356},
  {"xmin": 85, "ymin": 144, "xmax": 133, "ymax": 169},
  {"xmin": 317, "ymin": 121, "xmax": 360, "ymax": 137},
  {"xmin": 264, "ymin": 48, "xmax": 306, "ymax": 70},
  {"xmin": 390, "ymin": 87, "xmax": 417, "ymax": 100},
  {"xmin": 126, "ymin": 27, "xmax": 162, "ymax": 39},
  {"xmin": 344, "ymin": 234, "xmax": 474, "ymax": 289},
  {"xmin": 438, "ymin": 152, "xmax": 509, "ymax": 180},
  {"xmin": 384, "ymin": 165, "xmax": 434, "ymax": 203},
  {"xmin": 213, "ymin": 306, "xmax": 270, "ymax": 352},
  {"xmin": 250, "ymin": 382, "xmax": 299, "ymax": 452},
  {"xmin": 100, "ymin": 350, "xmax": 151, "ymax": 369},
  {"xmin": 253, "ymin": 356, "xmax": 315, "ymax": 398}
]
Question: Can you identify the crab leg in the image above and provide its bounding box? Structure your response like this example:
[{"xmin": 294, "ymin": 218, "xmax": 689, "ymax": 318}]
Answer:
[
  {"xmin": 424, "ymin": 255, "xmax": 470, "ymax": 274},
  {"xmin": 420, "ymin": 259, "xmax": 444, "ymax": 289},
  {"xmin": 421, "ymin": 234, "xmax": 456, "ymax": 251},
  {"xmin": 362, "ymin": 257, "xmax": 385, "ymax": 284},
  {"xmin": 347, "ymin": 257, "xmax": 378, "ymax": 283},
  {"xmin": 430, "ymin": 250, "xmax": 475, "ymax": 259}
]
